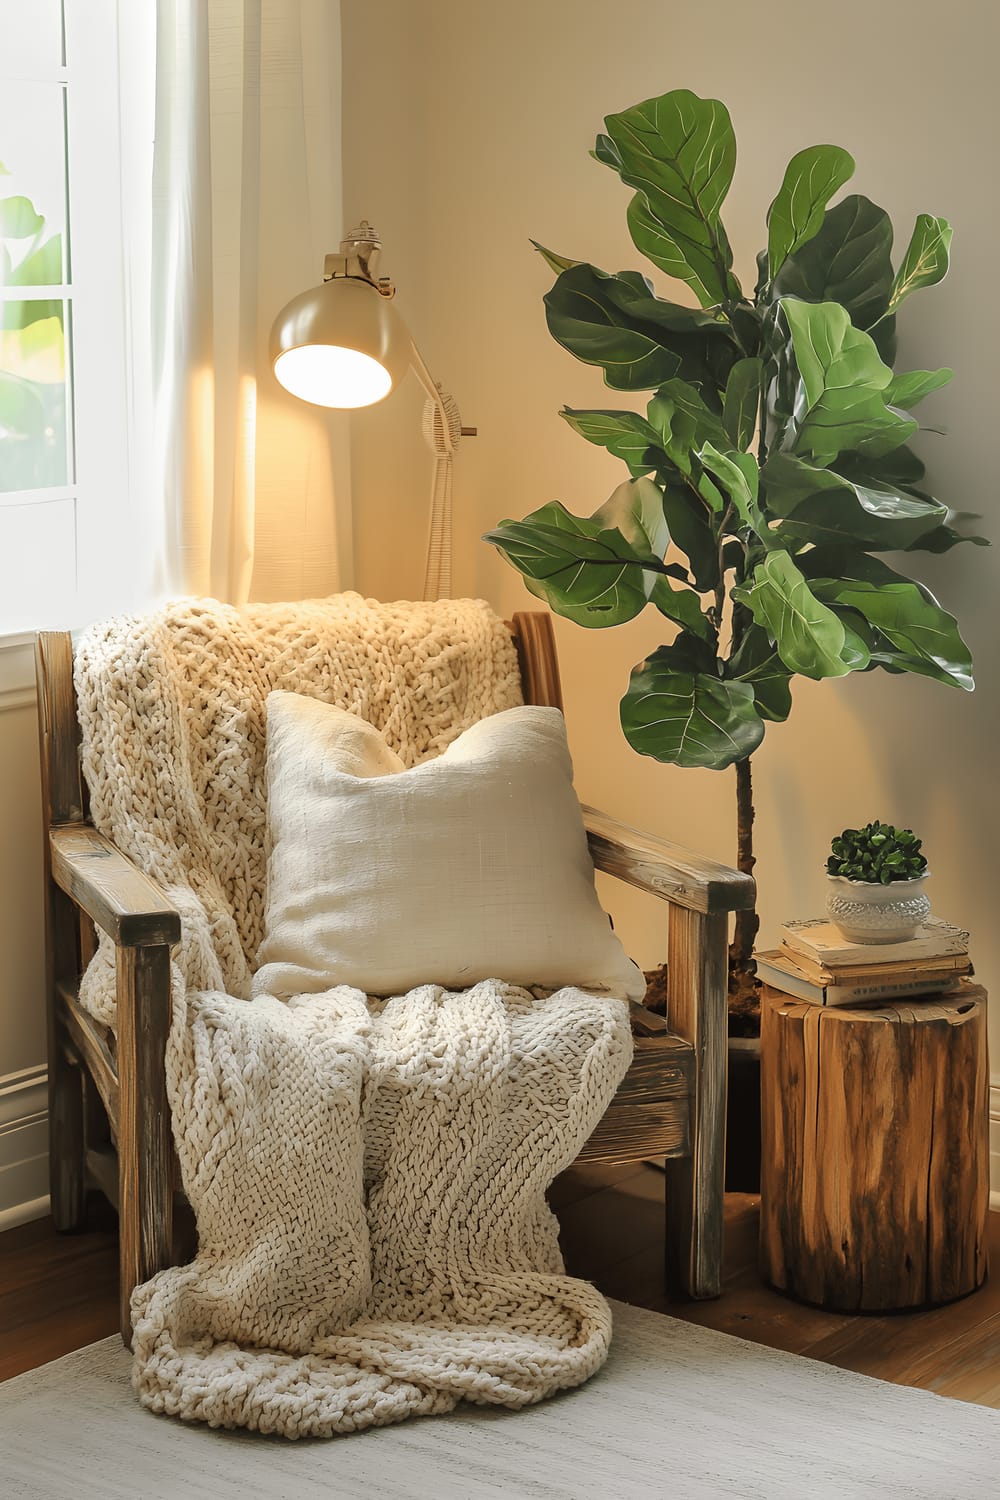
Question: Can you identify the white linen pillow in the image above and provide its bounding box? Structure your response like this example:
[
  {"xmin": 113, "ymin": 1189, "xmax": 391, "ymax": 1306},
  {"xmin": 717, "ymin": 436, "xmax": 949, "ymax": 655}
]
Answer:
[{"xmin": 252, "ymin": 693, "xmax": 645, "ymax": 1001}]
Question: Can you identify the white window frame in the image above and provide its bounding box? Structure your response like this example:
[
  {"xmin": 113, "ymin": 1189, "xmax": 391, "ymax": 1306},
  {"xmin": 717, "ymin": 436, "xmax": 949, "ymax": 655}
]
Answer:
[{"xmin": 0, "ymin": 0, "xmax": 155, "ymax": 638}]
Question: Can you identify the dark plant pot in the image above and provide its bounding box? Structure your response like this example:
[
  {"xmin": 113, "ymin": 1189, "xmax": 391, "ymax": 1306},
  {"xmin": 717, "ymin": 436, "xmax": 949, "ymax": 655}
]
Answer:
[{"xmin": 725, "ymin": 1035, "xmax": 761, "ymax": 1193}]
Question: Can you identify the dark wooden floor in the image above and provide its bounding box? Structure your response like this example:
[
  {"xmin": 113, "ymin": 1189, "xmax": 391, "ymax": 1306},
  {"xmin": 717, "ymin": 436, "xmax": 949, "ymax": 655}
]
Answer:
[{"xmin": 2, "ymin": 1168, "xmax": 998, "ymax": 1406}]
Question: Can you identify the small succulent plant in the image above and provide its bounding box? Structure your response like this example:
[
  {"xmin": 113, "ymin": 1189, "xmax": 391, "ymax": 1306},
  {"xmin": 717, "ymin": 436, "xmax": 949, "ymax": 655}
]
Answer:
[{"xmin": 827, "ymin": 822, "xmax": 928, "ymax": 884}]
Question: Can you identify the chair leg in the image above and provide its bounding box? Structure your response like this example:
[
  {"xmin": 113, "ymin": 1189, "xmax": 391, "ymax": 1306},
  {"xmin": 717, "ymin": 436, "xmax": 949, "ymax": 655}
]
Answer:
[
  {"xmin": 117, "ymin": 944, "xmax": 174, "ymax": 1346},
  {"xmin": 46, "ymin": 876, "xmax": 87, "ymax": 1232},
  {"xmin": 48, "ymin": 1047, "xmax": 86, "ymax": 1232},
  {"xmin": 665, "ymin": 1142, "xmax": 724, "ymax": 1299},
  {"xmin": 664, "ymin": 907, "xmax": 727, "ymax": 1299}
]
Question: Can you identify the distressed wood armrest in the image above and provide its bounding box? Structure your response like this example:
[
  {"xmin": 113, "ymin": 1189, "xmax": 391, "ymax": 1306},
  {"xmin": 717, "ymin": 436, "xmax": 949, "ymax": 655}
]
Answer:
[
  {"xmin": 50, "ymin": 823, "xmax": 181, "ymax": 947},
  {"xmin": 582, "ymin": 805, "xmax": 755, "ymax": 915}
]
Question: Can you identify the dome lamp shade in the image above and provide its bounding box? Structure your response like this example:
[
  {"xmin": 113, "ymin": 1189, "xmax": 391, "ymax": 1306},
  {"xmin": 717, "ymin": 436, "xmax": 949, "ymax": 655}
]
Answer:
[{"xmin": 270, "ymin": 275, "xmax": 410, "ymax": 409}]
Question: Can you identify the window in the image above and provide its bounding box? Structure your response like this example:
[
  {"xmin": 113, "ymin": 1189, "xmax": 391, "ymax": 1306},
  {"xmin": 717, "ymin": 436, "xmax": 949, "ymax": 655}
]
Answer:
[{"xmin": 0, "ymin": 0, "xmax": 154, "ymax": 633}]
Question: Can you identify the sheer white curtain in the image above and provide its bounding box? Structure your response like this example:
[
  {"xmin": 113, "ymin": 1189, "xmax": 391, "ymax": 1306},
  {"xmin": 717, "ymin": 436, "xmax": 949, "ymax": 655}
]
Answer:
[{"xmin": 151, "ymin": 0, "xmax": 350, "ymax": 604}]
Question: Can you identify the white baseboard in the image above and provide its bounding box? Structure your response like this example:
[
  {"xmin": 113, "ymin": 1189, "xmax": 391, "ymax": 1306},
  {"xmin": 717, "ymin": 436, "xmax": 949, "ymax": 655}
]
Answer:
[
  {"xmin": 0, "ymin": 1065, "xmax": 49, "ymax": 1229},
  {"xmin": 0, "ymin": 1194, "xmax": 49, "ymax": 1232}
]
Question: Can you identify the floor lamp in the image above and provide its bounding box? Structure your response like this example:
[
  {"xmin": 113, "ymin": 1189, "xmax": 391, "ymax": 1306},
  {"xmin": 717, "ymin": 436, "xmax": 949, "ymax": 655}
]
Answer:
[{"xmin": 269, "ymin": 222, "xmax": 474, "ymax": 600}]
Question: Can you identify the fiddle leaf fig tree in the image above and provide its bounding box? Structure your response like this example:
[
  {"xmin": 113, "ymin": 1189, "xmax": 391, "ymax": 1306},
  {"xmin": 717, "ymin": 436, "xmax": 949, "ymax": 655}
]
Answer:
[{"xmin": 483, "ymin": 88, "xmax": 984, "ymax": 1021}]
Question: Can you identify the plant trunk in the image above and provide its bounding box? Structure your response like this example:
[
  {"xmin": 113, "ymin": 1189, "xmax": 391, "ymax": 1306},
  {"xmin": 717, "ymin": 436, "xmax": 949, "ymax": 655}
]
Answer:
[{"xmin": 728, "ymin": 754, "xmax": 761, "ymax": 1031}]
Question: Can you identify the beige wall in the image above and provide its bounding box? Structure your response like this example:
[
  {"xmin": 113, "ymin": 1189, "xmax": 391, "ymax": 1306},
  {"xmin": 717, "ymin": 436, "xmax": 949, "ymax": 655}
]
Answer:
[{"xmin": 342, "ymin": 0, "xmax": 1000, "ymax": 1176}]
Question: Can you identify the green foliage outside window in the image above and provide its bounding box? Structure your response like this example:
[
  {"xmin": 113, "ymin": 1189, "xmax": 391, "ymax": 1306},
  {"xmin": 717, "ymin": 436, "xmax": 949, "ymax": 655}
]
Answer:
[{"xmin": 0, "ymin": 159, "xmax": 67, "ymax": 490}]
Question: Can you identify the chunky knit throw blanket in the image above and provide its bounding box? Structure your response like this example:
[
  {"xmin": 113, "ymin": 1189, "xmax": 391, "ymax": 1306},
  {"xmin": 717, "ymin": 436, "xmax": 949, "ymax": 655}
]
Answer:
[{"xmin": 74, "ymin": 594, "xmax": 633, "ymax": 1438}]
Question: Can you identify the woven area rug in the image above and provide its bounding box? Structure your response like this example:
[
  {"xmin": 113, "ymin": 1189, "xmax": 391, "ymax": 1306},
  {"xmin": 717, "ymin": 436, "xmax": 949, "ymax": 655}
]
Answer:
[{"xmin": 2, "ymin": 1301, "xmax": 997, "ymax": 1499}]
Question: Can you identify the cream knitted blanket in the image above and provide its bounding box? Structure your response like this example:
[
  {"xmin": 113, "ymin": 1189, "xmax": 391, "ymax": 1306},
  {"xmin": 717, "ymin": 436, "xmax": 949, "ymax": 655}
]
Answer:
[
  {"xmin": 74, "ymin": 595, "xmax": 633, "ymax": 1438},
  {"xmin": 76, "ymin": 593, "xmax": 526, "ymax": 1031}
]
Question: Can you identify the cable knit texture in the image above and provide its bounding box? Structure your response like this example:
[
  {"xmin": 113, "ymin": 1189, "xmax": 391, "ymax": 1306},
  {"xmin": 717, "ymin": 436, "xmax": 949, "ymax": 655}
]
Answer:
[
  {"xmin": 75, "ymin": 593, "xmax": 525, "ymax": 1029},
  {"xmin": 73, "ymin": 594, "xmax": 634, "ymax": 1439}
]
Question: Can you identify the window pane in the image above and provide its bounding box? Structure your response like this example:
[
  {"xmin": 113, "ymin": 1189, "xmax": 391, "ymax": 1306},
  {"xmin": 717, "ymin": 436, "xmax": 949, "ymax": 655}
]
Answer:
[
  {"xmin": 0, "ymin": 81, "xmax": 68, "ymax": 287},
  {"xmin": 0, "ymin": 298, "xmax": 70, "ymax": 490},
  {"xmin": 0, "ymin": 1, "xmax": 64, "ymax": 77},
  {"xmin": 0, "ymin": 495, "xmax": 76, "ymax": 631}
]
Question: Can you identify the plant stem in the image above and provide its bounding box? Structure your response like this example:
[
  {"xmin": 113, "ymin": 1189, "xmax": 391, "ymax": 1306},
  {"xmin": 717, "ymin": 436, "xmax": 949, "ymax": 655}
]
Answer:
[
  {"xmin": 729, "ymin": 755, "xmax": 760, "ymax": 1012},
  {"xmin": 711, "ymin": 501, "xmax": 734, "ymax": 636},
  {"xmin": 724, "ymin": 347, "xmax": 772, "ymax": 1021}
]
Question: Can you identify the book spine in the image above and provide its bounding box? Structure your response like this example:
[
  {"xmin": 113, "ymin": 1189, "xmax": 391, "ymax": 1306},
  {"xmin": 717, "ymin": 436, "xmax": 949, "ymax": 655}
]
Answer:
[
  {"xmin": 825, "ymin": 977, "xmax": 959, "ymax": 1006},
  {"xmin": 755, "ymin": 964, "xmax": 822, "ymax": 1004},
  {"xmin": 778, "ymin": 947, "xmax": 970, "ymax": 988},
  {"xmin": 758, "ymin": 962, "xmax": 961, "ymax": 1008}
]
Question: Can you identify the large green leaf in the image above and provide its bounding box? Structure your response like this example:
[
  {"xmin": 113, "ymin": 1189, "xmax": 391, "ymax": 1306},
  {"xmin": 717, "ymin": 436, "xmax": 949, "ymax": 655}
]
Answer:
[
  {"xmin": 483, "ymin": 499, "xmax": 663, "ymax": 628},
  {"xmin": 838, "ymin": 617, "xmax": 879, "ymax": 671},
  {"xmin": 772, "ymin": 195, "xmax": 896, "ymax": 355},
  {"xmin": 727, "ymin": 625, "xmax": 793, "ymax": 721},
  {"xmin": 627, "ymin": 193, "xmax": 709, "ymax": 287},
  {"xmin": 784, "ymin": 295, "xmax": 889, "ymax": 409},
  {"xmin": 887, "ymin": 215, "xmax": 952, "ymax": 313},
  {"xmin": 729, "ymin": 303, "xmax": 763, "ymax": 359},
  {"xmin": 735, "ymin": 549, "xmax": 861, "ymax": 679},
  {"xmin": 647, "ymin": 379, "xmax": 731, "ymax": 508},
  {"xmin": 593, "ymin": 476, "xmax": 670, "ymax": 559},
  {"xmin": 766, "ymin": 145, "xmax": 855, "ymax": 279},
  {"xmin": 541, "ymin": 261, "xmax": 737, "ymax": 393},
  {"xmin": 851, "ymin": 444, "xmax": 926, "ymax": 488},
  {"xmin": 648, "ymin": 380, "xmax": 731, "ymax": 452},
  {"xmin": 883, "ymin": 367, "xmax": 952, "ymax": 409},
  {"xmin": 660, "ymin": 483, "xmax": 720, "ymax": 591},
  {"xmin": 762, "ymin": 451, "xmax": 948, "ymax": 550},
  {"xmin": 835, "ymin": 448, "xmax": 989, "ymax": 553},
  {"xmin": 560, "ymin": 407, "xmax": 662, "ymax": 476},
  {"xmin": 543, "ymin": 265, "xmax": 680, "ymax": 391},
  {"xmin": 597, "ymin": 89, "xmax": 740, "ymax": 308},
  {"xmin": 804, "ymin": 551, "xmax": 974, "ymax": 691},
  {"xmin": 626, "ymin": 194, "xmax": 743, "ymax": 321},
  {"xmin": 620, "ymin": 638, "xmax": 764, "ymax": 769},
  {"xmin": 698, "ymin": 443, "xmax": 759, "ymax": 529},
  {"xmin": 780, "ymin": 298, "xmax": 917, "ymax": 465},
  {"xmin": 722, "ymin": 357, "xmax": 762, "ymax": 451},
  {"xmin": 762, "ymin": 308, "xmax": 801, "ymax": 456},
  {"xmin": 648, "ymin": 575, "xmax": 712, "ymax": 640}
]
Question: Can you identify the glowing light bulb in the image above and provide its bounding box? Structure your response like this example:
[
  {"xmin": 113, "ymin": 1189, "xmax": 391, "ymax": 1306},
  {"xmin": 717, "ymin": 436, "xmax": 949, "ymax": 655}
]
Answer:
[{"xmin": 273, "ymin": 345, "xmax": 393, "ymax": 408}]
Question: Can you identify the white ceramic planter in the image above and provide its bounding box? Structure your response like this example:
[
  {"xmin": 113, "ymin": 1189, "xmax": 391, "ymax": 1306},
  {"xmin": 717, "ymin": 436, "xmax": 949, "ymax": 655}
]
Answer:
[{"xmin": 826, "ymin": 872, "xmax": 931, "ymax": 944}]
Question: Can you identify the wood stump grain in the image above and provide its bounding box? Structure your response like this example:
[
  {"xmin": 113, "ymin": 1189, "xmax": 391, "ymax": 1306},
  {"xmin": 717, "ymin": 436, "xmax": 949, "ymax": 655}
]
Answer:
[{"xmin": 760, "ymin": 985, "xmax": 989, "ymax": 1311}]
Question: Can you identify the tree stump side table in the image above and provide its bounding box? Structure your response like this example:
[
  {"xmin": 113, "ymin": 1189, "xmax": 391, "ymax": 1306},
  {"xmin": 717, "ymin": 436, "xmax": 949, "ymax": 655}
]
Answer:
[{"xmin": 759, "ymin": 983, "xmax": 990, "ymax": 1312}]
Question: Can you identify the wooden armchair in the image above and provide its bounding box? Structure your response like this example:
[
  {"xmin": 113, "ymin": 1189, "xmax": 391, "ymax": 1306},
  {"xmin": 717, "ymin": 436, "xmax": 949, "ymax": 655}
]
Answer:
[{"xmin": 36, "ymin": 612, "xmax": 754, "ymax": 1342}]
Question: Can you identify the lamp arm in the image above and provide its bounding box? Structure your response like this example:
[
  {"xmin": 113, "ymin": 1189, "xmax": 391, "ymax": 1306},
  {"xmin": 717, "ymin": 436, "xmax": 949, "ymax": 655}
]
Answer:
[{"xmin": 408, "ymin": 338, "xmax": 456, "ymax": 456}]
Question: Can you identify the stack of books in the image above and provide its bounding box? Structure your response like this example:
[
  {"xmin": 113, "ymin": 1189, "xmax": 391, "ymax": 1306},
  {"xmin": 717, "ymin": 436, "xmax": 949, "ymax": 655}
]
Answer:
[{"xmin": 754, "ymin": 916, "xmax": 971, "ymax": 1007}]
